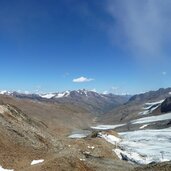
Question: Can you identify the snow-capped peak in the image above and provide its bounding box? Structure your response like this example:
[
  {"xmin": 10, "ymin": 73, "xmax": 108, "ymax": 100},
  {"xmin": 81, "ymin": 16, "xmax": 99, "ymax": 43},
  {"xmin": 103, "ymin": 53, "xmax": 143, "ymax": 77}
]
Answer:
[
  {"xmin": 0, "ymin": 90, "xmax": 11, "ymax": 95},
  {"xmin": 39, "ymin": 91, "xmax": 70, "ymax": 99},
  {"xmin": 40, "ymin": 93, "xmax": 56, "ymax": 99},
  {"xmin": 55, "ymin": 91, "xmax": 70, "ymax": 98}
]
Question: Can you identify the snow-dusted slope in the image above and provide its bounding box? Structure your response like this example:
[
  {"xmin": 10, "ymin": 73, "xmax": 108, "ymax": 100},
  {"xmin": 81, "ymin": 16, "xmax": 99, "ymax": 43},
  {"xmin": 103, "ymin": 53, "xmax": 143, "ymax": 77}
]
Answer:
[{"xmin": 139, "ymin": 99, "xmax": 164, "ymax": 115}]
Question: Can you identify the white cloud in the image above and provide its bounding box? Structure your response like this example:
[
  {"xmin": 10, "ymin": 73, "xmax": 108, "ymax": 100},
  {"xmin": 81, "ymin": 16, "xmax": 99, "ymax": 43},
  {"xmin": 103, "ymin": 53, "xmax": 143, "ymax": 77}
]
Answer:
[
  {"xmin": 105, "ymin": 0, "xmax": 171, "ymax": 59},
  {"xmin": 73, "ymin": 76, "xmax": 94, "ymax": 83}
]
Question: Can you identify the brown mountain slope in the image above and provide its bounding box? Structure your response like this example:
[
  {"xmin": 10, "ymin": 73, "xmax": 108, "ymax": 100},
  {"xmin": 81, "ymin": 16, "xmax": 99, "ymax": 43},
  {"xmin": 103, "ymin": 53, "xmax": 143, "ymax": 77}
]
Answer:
[
  {"xmin": 0, "ymin": 94, "xmax": 93, "ymax": 135},
  {"xmin": 0, "ymin": 102, "xmax": 135, "ymax": 171}
]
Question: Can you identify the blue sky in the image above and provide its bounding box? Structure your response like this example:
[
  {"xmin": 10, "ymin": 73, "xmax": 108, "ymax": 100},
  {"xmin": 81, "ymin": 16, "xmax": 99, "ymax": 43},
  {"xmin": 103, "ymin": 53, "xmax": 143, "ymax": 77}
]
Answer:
[{"xmin": 0, "ymin": 0, "xmax": 171, "ymax": 94}]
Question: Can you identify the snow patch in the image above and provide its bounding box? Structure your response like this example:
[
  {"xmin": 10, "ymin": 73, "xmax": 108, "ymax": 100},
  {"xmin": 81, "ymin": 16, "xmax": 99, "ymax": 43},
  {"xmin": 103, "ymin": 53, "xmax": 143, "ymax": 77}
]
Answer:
[
  {"xmin": 99, "ymin": 133, "xmax": 121, "ymax": 145},
  {"xmin": 139, "ymin": 99, "xmax": 164, "ymax": 115},
  {"xmin": 40, "ymin": 91, "xmax": 70, "ymax": 99},
  {"xmin": 0, "ymin": 166, "xmax": 14, "ymax": 171},
  {"xmin": 68, "ymin": 134, "xmax": 88, "ymax": 139},
  {"xmin": 88, "ymin": 146, "xmax": 95, "ymax": 149},
  {"xmin": 91, "ymin": 124, "xmax": 125, "ymax": 130},
  {"xmin": 144, "ymin": 100, "xmax": 165, "ymax": 109},
  {"xmin": 139, "ymin": 124, "xmax": 149, "ymax": 129},
  {"xmin": 31, "ymin": 159, "xmax": 44, "ymax": 165},
  {"xmin": 55, "ymin": 91, "xmax": 69, "ymax": 98},
  {"xmin": 80, "ymin": 158, "xmax": 85, "ymax": 161}
]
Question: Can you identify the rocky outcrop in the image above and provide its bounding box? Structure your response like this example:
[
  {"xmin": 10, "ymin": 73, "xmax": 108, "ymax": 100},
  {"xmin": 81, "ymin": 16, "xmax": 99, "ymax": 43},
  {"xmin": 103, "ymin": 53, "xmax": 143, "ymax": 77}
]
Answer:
[{"xmin": 161, "ymin": 97, "xmax": 171, "ymax": 113}]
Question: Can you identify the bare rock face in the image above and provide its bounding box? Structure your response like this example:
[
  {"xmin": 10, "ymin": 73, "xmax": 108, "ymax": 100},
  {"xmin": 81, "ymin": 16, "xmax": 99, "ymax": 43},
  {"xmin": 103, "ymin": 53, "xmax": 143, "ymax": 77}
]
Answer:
[{"xmin": 160, "ymin": 97, "xmax": 171, "ymax": 113}]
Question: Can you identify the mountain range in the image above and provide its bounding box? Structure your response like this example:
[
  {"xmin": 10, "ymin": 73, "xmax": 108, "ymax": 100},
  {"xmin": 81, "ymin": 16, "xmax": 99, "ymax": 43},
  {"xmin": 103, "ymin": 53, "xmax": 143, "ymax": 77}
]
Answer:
[
  {"xmin": 0, "ymin": 88, "xmax": 171, "ymax": 170},
  {"xmin": 0, "ymin": 89, "xmax": 130, "ymax": 115}
]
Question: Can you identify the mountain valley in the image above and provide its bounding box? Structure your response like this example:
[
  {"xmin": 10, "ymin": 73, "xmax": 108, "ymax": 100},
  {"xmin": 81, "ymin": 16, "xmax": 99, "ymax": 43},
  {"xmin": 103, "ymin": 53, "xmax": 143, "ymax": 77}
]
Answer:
[{"xmin": 0, "ymin": 88, "xmax": 171, "ymax": 171}]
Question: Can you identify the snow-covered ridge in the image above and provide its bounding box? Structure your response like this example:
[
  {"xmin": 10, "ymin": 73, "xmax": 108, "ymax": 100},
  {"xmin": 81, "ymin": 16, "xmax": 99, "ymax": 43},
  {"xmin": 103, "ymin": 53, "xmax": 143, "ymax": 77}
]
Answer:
[
  {"xmin": 39, "ymin": 89, "xmax": 100, "ymax": 99},
  {"xmin": 0, "ymin": 89, "xmax": 117, "ymax": 99}
]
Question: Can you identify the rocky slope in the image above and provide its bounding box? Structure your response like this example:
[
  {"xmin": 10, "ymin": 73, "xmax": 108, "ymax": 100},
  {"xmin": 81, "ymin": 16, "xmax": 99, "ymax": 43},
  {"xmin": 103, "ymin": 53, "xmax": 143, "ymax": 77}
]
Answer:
[
  {"xmin": 0, "ymin": 94, "xmax": 94, "ymax": 135},
  {"xmin": 0, "ymin": 102, "xmax": 135, "ymax": 171},
  {"xmin": 101, "ymin": 88, "xmax": 171, "ymax": 125},
  {"xmin": 160, "ymin": 97, "xmax": 171, "ymax": 113},
  {"xmin": 0, "ymin": 103, "xmax": 62, "ymax": 170}
]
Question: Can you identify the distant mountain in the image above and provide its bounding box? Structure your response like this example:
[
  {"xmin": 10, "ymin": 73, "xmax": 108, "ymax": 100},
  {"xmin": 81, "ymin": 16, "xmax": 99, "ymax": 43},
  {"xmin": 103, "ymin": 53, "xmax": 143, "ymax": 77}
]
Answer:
[
  {"xmin": 0, "ymin": 89, "xmax": 130, "ymax": 115},
  {"xmin": 101, "ymin": 87, "xmax": 171, "ymax": 124},
  {"xmin": 128, "ymin": 88, "xmax": 171, "ymax": 104}
]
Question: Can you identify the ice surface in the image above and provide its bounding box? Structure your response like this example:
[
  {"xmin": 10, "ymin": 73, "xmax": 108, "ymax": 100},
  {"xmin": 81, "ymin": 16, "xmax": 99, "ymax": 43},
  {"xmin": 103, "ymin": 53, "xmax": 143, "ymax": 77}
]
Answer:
[
  {"xmin": 97, "ymin": 124, "xmax": 171, "ymax": 164},
  {"xmin": 113, "ymin": 148, "xmax": 151, "ymax": 164},
  {"xmin": 118, "ymin": 128, "xmax": 171, "ymax": 164},
  {"xmin": 132, "ymin": 113, "xmax": 171, "ymax": 124}
]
